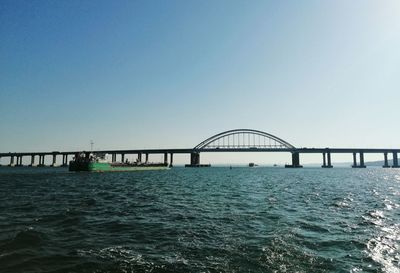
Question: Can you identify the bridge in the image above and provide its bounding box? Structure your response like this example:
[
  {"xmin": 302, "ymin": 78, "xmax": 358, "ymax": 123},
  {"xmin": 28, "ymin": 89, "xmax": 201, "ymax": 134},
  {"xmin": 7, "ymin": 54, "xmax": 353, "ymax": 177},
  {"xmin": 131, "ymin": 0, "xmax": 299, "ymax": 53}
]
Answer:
[{"xmin": 0, "ymin": 129, "xmax": 399, "ymax": 168}]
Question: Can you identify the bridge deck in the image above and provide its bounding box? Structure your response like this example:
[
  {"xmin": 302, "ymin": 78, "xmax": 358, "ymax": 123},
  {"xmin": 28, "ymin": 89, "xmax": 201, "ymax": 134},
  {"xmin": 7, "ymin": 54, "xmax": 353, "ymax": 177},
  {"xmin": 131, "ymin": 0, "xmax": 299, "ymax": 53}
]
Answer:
[{"xmin": 1, "ymin": 147, "xmax": 400, "ymax": 157}]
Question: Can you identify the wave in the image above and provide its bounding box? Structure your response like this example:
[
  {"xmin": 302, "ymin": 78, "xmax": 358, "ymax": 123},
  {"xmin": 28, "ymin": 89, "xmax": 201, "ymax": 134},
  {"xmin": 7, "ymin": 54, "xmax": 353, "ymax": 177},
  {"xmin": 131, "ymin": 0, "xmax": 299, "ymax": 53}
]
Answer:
[{"xmin": 0, "ymin": 228, "xmax": 44, "ymax": 251}]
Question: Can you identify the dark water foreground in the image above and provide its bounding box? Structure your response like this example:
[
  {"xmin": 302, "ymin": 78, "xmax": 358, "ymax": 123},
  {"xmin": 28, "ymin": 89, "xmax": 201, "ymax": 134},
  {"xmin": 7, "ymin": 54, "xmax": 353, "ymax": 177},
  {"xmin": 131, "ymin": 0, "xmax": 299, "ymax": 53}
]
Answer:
[{"xmin": 0, "ymin": 167, "xmax": 399, "ymax": 273}]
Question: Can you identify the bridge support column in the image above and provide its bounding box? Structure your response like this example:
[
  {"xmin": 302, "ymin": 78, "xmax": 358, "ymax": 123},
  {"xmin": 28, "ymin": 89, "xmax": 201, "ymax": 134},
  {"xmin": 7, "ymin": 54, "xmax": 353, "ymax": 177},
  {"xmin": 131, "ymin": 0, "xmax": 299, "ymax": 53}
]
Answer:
[
  {"xmin": 29, "ymin": 155, "xmax": 35, "ymax": 166},
  {"xmin": 138, "ymin": 153, "xmax": 142, "ymax": 163},
  {"xmin": 112, "ymin": 154, "xmax": 116, "ymax": 163},
  {"xmin": 38, "ymin": 155, "xmax": 45, "ymax": 167},
  {"xmin": 352, "ymin": 152, "xmax": 366, "ymax": 168},
  {"xmin": 383, "ymin": 153, "xmax": 390, "ymax": 168},
  {"xmin": 186, "ymin": 152, "xmax": 203, "ymax": 167},
  {"xmin": 121, "ymin": 154, "xmax": 125, "ymax": 163},
  {"xmin": 352, "ymin": 153, "xmax": 358, "ymax": 168},
  {"xmin": 327, "ymin": 152, "xmax": 332, "ymax": 168},
  {"xmin": 169, "ymin": 153, "xmax": 173, "ymax": 167},
  {"xmin": 61, "ymin": 154, "xmax": 68, "ymax": 166},
  {"xmin": 285, "ymin": 152, "xmax": 303, "ymax": 168},
  {"xmin": 145, "ymin": 153, "xmax": 149, "ymax": 163},
  {"xmin": 322, "ymin": 152, "xmax": 332, "ymax": 168},
  {"xmin": 51, "ymin": 154, "xmax": 57, "ymax": 167},
  {"xmin": 16, "ymin": 156, "xmax": 23, "ymax": 167},
  {"xmin": 191, "ymin": 153, "xmax": 200, "ymax": 165},
  {"xmin": 15, "ymin": 156, "xmax": 19, "ymax": 166},
  {"xmin": 393, "ymin": 152, "xmax": 399, "ymax": 168},
  {"xmin": 164, "ymin": 153, "xmax": 168, "ymax": 165},
  {"xmin": 359, "ymin": 152, "xmax": 366, "ymax": 168},
  {"xmin": 185, "ymin": 152, "xmax": 210, "ymax": 167},
  {"xmin": 9, "ymin": 156, "xmax": 15, "ymax": 167}
]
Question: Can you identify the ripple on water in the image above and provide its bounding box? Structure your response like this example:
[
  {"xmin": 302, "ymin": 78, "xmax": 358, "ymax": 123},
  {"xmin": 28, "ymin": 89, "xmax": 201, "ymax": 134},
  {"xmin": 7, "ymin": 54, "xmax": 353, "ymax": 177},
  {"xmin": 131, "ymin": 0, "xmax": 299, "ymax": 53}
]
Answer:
[
  {"xmin": 260, "ymin": 234, "xmax": 335, "ymax": 273},
  {"xmin": 367, "ymin": 224, "xmax": 400, "ymax": 273},
  {"xmin": 77, "ymin": 246, "xmax": 192, "ymax": 273}
]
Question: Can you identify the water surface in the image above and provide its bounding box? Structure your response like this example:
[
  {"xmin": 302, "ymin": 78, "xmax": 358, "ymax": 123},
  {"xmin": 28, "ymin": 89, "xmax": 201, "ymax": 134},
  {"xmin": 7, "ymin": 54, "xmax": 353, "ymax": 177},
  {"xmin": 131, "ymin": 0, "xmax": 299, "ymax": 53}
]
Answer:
[{"xmin": 0, "ymin": 167, "xmax": 399, "ymax": 272}]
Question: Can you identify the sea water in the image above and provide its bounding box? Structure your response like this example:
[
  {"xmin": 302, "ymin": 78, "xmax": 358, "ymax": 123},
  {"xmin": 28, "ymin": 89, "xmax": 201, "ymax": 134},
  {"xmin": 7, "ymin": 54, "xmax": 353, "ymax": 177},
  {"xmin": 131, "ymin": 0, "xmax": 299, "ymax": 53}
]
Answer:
[{"xmin": 0, "ymin": 167, "xmax": 399, "ymax": 273}]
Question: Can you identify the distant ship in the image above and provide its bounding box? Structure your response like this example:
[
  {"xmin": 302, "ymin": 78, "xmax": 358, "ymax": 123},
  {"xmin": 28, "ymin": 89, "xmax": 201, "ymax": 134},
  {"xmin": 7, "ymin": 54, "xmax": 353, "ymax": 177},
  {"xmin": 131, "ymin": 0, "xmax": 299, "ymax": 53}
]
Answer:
[
  {"xmin": 69, "ymin": 152, "xmax": 169, "ymax": 172},
  {"xmin": 249, "ymin": 163, "xmax": 258, "ymax": 167}
]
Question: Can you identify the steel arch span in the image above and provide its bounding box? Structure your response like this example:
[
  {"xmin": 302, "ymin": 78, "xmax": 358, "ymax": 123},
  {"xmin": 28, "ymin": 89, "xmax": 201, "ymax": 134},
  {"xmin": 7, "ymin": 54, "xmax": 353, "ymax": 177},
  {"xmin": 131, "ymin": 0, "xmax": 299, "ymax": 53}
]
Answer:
[{"xmin": 193, "ymin": 129, "xmax": 296, "ymax": 150}]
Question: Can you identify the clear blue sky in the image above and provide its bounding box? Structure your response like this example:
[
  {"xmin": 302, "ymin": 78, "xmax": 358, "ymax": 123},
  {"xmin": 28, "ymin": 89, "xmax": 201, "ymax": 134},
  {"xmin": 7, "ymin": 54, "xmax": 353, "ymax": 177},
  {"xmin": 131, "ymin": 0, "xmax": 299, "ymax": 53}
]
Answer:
[{"xmin": 1, "ymin": 0, "xmax": 400, "ymax": 164}]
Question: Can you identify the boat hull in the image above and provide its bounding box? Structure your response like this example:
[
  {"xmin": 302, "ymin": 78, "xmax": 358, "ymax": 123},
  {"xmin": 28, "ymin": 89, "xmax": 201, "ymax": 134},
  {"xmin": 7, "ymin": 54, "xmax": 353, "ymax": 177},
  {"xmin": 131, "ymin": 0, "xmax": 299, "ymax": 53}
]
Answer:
[{"xmin": 69, "ymin": 162, "xmax": 169, "ymax": 172}]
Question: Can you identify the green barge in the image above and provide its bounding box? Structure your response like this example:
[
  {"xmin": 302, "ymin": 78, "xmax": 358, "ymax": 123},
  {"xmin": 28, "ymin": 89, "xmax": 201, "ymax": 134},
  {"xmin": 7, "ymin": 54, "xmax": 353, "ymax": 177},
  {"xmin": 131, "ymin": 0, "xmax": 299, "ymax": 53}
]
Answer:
[{"xmin": 69, "ymin": 153, "xmax": 170, "ymax": 172}]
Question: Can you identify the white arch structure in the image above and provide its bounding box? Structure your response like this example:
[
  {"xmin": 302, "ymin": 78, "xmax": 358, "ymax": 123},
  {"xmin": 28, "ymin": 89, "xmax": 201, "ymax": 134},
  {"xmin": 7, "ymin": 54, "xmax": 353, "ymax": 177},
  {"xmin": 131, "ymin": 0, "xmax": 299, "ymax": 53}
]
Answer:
[{"xmin": 193, "ymin": 129, "xmax": 295, "ymax": 150}]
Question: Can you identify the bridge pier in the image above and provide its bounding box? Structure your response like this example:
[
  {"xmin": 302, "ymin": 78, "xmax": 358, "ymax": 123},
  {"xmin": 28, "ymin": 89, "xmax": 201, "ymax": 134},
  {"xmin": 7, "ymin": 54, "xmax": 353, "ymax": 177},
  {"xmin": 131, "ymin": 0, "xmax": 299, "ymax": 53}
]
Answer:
[
  {"xmin": 29, "ymin": 155, "xmax": 36, "ymax": 166},
  {"xmin": 192, "ymin": 152, "xmax": 200, "ymax": 165},
  {"xmin": 145, "ymin": 153, "xmax": 149, "ymax": 163},
  {"xmin": 8, "ymin": 156, "xmax": 15, "ymax": 167},
  {"xmin": 393, "ymin": 152, "xmax": 399, "ymax": 168},
  {"xmin": 164, "ymin": 153, "xmax": 168, "ymax": 165},
  {"xmin": 327, "ymin": 152, "xmax": 332, "ymax": 168},
  {"xmin": 169, "ymin": 153, "xmax": 173, "ymax": 167},
  {"xmin": 383, "ymin": 153, "xmax": 390, "ymax": 168},
  {"xmin": 15, "ymin": 156, "xmax": 23, "ymax": 167},
  {"xmin": 322, "ymin": 152, "xmax": 333, "ymax": 168},
  {"xmin": 285, "ymin": 152, "xmax": 303, "ymax": 168},
  {"xmin": 111, "ymin": 154, "xmax": 116, "ymax": 163},
  {"xmin": 138, "ymin": 153, "xmax": 142, "ymax": 163},
  {"xmin": 352, "ymin": 152, "xmax": 366, "ymax": 168},
  {"xmin": 61, "ymin": 154, "xmax": 68, "ymax": 166},
  {"xmin": 185, "ymin": 152, "xmax": 211, "ymax": 167},
  {"xmin": 188, "ymin": 152, "xmax": 200, "ymax": 166},
  {"xmin": 51, "ymin": 154, "xmax": 57, "ymax": 167},
  {"xmin": 121, "ymin": 154, "xmax": 125, "ymax": 163},
  {"xmin": 38, "ymin": 155, "xmax": 45, "ymax": 167},
  {"xmin": 360, "ymin": 152, "xmax": 366, "ymax": 168}
]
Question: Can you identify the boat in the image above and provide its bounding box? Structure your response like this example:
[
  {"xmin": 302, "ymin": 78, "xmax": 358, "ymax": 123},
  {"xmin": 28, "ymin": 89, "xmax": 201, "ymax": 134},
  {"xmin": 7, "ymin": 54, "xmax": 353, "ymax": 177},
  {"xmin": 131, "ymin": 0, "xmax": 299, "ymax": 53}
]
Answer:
[
  {"xmin": 69, "ymin": 152, "xmax": 170, "ymax": 172},
  {"xmin": 249, "ymin": 162, "xmax": 258, "ymax": 167}
]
